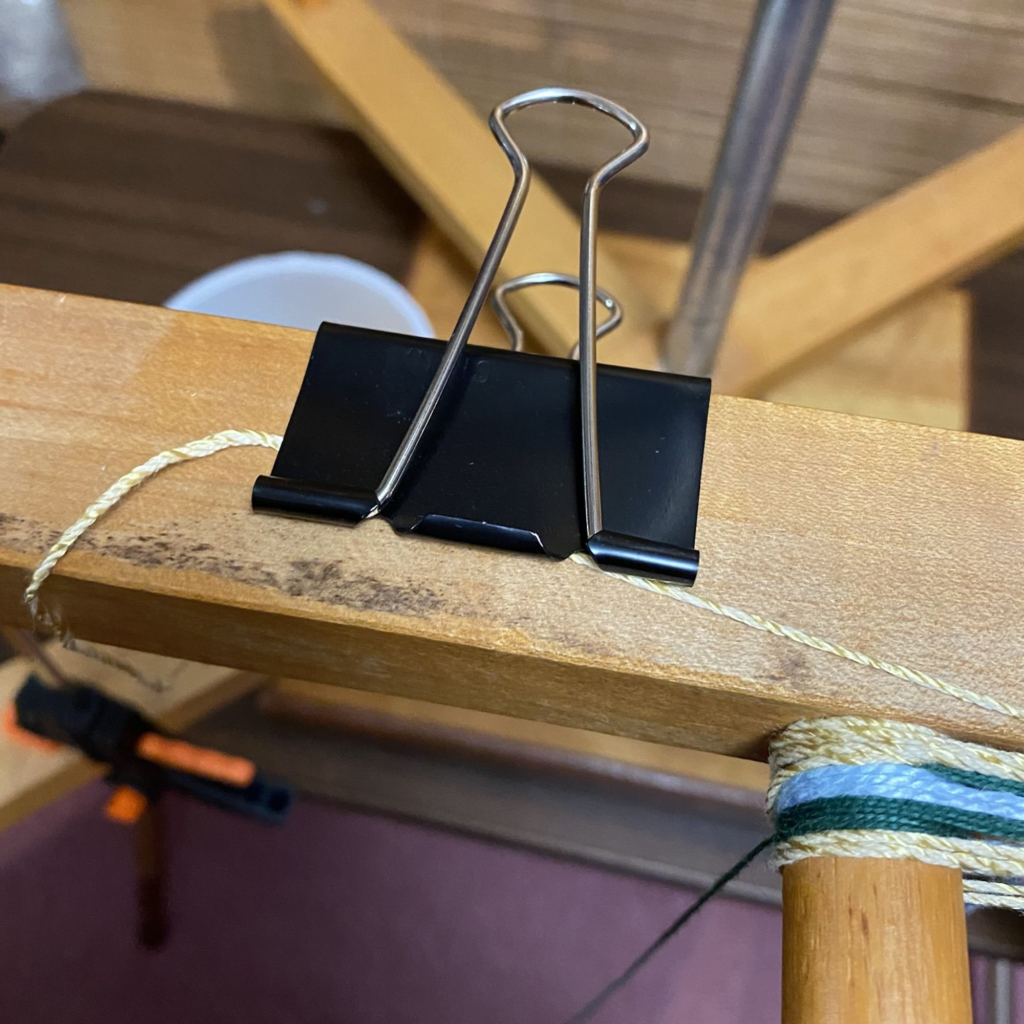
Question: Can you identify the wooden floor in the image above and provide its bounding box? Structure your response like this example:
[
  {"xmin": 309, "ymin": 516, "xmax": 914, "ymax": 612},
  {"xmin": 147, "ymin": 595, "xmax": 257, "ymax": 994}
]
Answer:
[{"xmin": 1, "ymin": 90, "xmax": 1023, "ymax": 440}]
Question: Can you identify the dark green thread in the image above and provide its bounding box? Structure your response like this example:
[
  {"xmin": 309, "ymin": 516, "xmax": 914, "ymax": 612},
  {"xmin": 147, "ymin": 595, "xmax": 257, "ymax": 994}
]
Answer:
[
  {"xmin": 561, "ymin": 835, "xmax": 774, "ymax": 1024},
  {"xmin": 923, "ymin": 763, "xmax": 1024, "ymax": 799},
  {"xmin": 777, "ymin": 795, "xmax": 1024, "ymax": 843}
]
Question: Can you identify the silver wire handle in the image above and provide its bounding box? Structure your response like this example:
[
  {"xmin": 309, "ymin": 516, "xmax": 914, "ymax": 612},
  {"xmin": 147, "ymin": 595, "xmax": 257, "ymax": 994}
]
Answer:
[
  {"xmin": 490, "ymin": 272, "xmax": 623, "ymax": 357},
  {"xmin": 374, "ymin": 88, "xmax": 648, "ymax": 532},
  {"xmin": 568, "ymin": 95, "xmax": 648, "ymax": 539}
]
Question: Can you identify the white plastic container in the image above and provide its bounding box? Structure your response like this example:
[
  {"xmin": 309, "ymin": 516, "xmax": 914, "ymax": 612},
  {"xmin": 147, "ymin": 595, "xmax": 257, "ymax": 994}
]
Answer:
[{"xmin": 165, "ymin": 251, "xmax": 434, "ymax": 337}]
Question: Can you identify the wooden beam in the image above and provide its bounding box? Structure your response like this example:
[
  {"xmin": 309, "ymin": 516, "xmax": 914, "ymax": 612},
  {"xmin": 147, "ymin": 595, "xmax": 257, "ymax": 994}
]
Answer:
[
  {"xmin": 0, "ymin": 639, "xmax": 262, "ymax": 832},
  {"xmin": 783, "ymin": 858, "xmax": 972, "ymax": 1024},
  {"xmin": 1, "ymin": 284, "xmax": 1023, "ymax": 757},
  {"xmin": 261, "ymin": 0, "xmax": 662, "ymax": 366},
  {"xmin": 603, "ymin": 234, "xmax": 969, "ymax": 427},
  {"xmin": 405, "ymin": 226, "xmax": 514, "ymax": 350},
  {"xmin": 715, "ymin": 127, "xmax": 1024, "ymax": 395},
  {"xmin": 264, "ymin": 678, "xmax": 769, "ymax": 797},
  {"xmin": 762, "ymin": 289, "xmax": 969, "ymax": 430}
]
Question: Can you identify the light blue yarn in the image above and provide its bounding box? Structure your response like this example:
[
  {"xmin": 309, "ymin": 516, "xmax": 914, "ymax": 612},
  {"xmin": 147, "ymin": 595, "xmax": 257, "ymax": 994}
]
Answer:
[{"xmin": 775, "ymin": 762, "xmax": 1024, "ymax": 823}]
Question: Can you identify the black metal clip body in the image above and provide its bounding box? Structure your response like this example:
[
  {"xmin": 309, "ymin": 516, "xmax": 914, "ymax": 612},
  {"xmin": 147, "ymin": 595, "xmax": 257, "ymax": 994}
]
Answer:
[{"xmin": 254, "ymin": 89, "xmax": 710, "ymax": 586}]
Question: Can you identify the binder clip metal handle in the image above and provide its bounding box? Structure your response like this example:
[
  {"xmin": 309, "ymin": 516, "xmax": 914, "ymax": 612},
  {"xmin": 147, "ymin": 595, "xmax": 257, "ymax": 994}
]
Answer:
[
  {"xmin": 486, "ymin": 100, "xmax": 698, "ymax": 583},
  {"xmin": 377, "ymin": 87, "xmax": 647, "ymax": 516},
  {"xmin": 491, "ymin": 272, "xmax": 623, "ymax": 357},
  {"xmin": 254, "ymin": 89, "xmax": 709, "ymax": 587}
]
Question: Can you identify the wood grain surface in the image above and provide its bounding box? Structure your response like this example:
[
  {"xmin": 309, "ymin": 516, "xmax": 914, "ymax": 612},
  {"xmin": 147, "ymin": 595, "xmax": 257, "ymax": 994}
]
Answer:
[
  {"xmin": 602, "ymin": 232, "xmax": 968, "ymax": 428},
  {"xmin": 714, "ymin": 127, "xmax": 1024, "ymax": 395},
  {"xmin": 783, "ymin": 858, "xmax": 972, "ymax": 1024},
  {"xmin": 51, "ymin": 0, "xmax": 1024, "ymax": 213},
  {"xmin": 1, "ymin": 283, "xmax": 1023, "ymax": 757},
  {"xmin": 762, "ymin": 289, "xmax": 969, "ymax": 430}
]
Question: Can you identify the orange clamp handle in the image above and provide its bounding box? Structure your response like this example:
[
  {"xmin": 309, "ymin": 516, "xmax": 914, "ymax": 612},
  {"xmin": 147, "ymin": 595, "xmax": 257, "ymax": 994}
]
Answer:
[
  {"xmin": 2, "ymin": 702, "xmax": 61, "ymax": 753},
  {"xmin": 105, "ymin": 785, "xmax": 149, "ymax": 825},
  {"xmin": 135, "ymin": 733, "xmax": 256, "ymax": 788}
]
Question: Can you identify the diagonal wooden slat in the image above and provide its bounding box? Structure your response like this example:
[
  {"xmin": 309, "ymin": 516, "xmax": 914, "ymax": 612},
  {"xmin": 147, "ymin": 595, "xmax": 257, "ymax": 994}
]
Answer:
[
  {"xmin": 715, "ymin": 127, "xmax": 1024, "ymax": 395},
  {"xmin": 259, "ymin": 0, "xmax": 1018, "ymax": 397},
  {"xmin": 408, "ymin": 226, "xmax": 969, "ymax": 431},
  {"xmin": 262, "ymin": 0, "xmax": 663, "ymax": 365},
  {"xmin": 1, "ymin": 283, "xmax": 1022, "ymax": 758}
]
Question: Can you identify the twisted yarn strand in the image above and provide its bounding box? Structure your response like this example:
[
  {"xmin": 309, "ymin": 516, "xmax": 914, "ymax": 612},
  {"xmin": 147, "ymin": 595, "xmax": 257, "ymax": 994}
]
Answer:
[
  {"xmin": 22, "ymin": 430, "xmax": 281, "ymax": 691},
  {"xmin": 23, "ymin": 429, "xmax": 282, "ymax": 621},
  {"xmin": 767, "ymin": 716, "xmax": 1024, "ymax": 806},
  {"xmin": 569, "ymin": 553, "xmax": 1024, "ymax": 726},
  {"xmin": 769, "ymin": 717, "xmax": 1024, "ymax": 907},
  {"xmin": 771, "ymin": 829, "xmax": 1024, "ymax": 893}
]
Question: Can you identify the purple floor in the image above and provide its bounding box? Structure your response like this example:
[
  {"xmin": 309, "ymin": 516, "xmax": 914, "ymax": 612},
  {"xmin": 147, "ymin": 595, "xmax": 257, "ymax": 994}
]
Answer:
[{"xmin": 0, "ymin": 783, "xmax": 783, "ymax": 1023}]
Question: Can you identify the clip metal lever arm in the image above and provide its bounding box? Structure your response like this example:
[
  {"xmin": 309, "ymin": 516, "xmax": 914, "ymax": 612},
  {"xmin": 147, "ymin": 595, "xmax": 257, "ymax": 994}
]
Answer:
[
  {"xmin": 491, "ymin": 275, "xmax": 701, "ymax": 587},
  {"xmin": 255, "ymin": 88, "xmax": 708, "ymax": 588}
]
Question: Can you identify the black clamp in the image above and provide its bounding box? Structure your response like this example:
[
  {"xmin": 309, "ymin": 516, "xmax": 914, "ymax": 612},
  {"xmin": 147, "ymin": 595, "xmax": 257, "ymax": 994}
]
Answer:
[
  {"xmin": 14, "ymin": 675, "xmax": 291, "ymax": 825},
  {"xmin": 253, "ymin": 89, "xmax": 709, "ymax": 586}
]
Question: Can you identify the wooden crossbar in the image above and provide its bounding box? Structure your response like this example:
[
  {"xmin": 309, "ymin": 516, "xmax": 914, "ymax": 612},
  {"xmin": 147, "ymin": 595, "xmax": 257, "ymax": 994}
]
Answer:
[
  {"xmin": 261, "ymin": 0, "xmax": 1022, "ymax": 398},
  {"xmin": 262, "ymin": 0, "xmax": 663, "ymax": 365},
  {"xmin": 716, "ymin": 126, "xmax": 1024, "ymax": 395},
  {"xmin": 1, "ymin": 283, "xmax": 1023, "ymax": 757}
]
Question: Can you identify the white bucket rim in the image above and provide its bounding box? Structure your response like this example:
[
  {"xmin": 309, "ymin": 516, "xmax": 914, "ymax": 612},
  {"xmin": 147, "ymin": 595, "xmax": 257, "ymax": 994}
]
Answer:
[{"xmin": 164, "ymin": 250, "xmax": 434, "ymax": 338}]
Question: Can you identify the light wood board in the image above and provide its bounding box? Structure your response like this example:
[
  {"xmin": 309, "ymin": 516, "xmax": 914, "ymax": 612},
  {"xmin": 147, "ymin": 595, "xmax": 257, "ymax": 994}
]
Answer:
[
  {"xmin": 783, "ymin": 858, "xmax": 972, "ymax": 1024},
  {"xmin": 763, "ymin": 289, "xmax": 969, "ymax": 430},
  {"xmin": 266, "ymin": 678, "xmax": 770, "ymax": 796},
  {"xmin": 714, "ymin": 127, "xmax": 1024, "ymax": 396},
  {"xmin": 1, "ymin": 284, "xmax": 1022, "ymax": 758},
  {"xmin": 0, "ymin": 641, "xmax": 261, "ymax": 832},
  {"xmin": 602, "ymin": 232, "xmax": 970, "ymax": 428}
]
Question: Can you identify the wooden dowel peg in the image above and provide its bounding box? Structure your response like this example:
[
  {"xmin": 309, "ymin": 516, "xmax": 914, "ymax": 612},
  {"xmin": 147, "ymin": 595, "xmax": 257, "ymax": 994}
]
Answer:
[
  {"xmin": 782, "ymin": 857, "xmax": 972, "ymax": 1024},
  {"xmin": 135, "ymin": 799, "xmax": 169, "ymax": 950}
]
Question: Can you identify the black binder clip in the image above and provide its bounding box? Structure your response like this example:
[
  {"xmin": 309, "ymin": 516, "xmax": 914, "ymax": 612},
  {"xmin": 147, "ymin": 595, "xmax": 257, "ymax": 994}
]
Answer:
[{"xmin": 253, "ymin": 88, "xmax": 710, "ymax": 586}]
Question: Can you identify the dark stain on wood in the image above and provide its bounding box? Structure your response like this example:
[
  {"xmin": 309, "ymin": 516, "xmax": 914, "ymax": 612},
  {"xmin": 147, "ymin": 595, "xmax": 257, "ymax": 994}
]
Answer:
[
  {"xmin": 0, "ymin": 512, "xmax": 61, "ymax": 554},
  {"xmin": 0, "ymin": 512, "xmax": 445, "ymax": 619},
  {"xmin": 764, "ymin": 649, "xmax": 812, "ymax": 685},
  {"xmin": 286, "ymin": 560, "xmax": 443, "ymax": 616}
]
